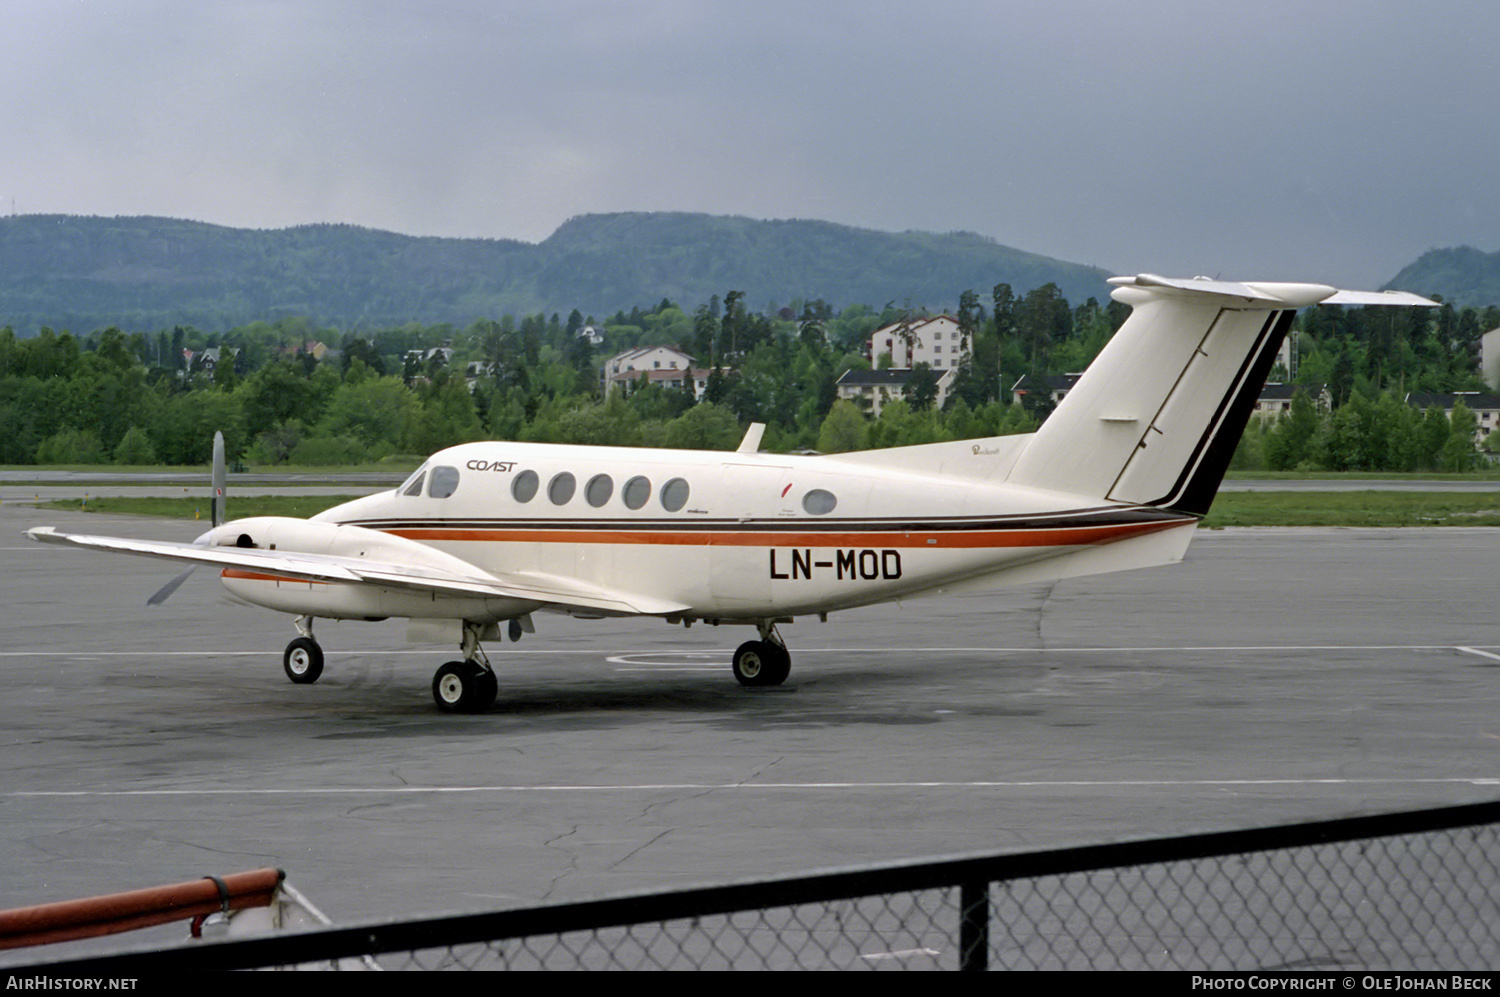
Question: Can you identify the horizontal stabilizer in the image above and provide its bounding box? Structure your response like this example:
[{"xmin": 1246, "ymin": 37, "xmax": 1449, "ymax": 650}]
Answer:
[{"xmin": 1108, "ymin": 274, "xmax": 1437, "ymax": 309}]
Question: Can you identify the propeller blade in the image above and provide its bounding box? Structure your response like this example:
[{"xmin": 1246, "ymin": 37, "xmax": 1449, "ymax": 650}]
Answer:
[
  {"xmin": 146, "ymin": 529, "xmax": 215, "ymax": 606},
  {"xmin": 211, "ymin": 431, "xmax": 226, "ymax": 528},
  {"xmin": 147, "ymin": 568, "xmax": 196, "ymax": 606},
  {"xmin": 153, "ymin": 430, "xmax": 224, "ymax": 605}
]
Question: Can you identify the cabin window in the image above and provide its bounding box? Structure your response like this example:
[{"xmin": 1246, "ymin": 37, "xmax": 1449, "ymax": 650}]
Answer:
[
  {"xmin": 622, "ymin": 475, "xmax": 651, "ymax": 510},
  {"xmin": 401, "ymin": 470, "xmax": 427, "ymax": 497},
  {"xmin": 429, "ymin": 466, "xmax": 460, "ymax": 499},
  {"xmin": 660, "ymin": 477, "xmax": 690, "ymax": 512},
  {"xmin": 802, "ymin": 489, "xmax": 837, "ymax": 515},
  {"xmin": 585, "ymin": 474, "xmax": 614, "ymax": 508},
  {"xmin": 548, "ymin": 471, "xmax": 577, "ymax": 505},
  {"xmin": 511, "ymin": 469, "xmax": 538, "ymax": 503}
]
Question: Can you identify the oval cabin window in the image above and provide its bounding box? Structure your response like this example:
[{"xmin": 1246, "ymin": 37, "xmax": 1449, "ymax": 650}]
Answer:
[
  {"xmin": 585, "ymin": 474, "xmax": 614, "ymax": 508},
  {"xmin": 660, "ymin": 477, "xmax": 690, "ymax": 512},
  {"xmin": 622, "ymin": 475, "xmax": 651, "ymax": 510},
  {"xmin": 511, "ymin": 469, "xmax": 539, "ymax": 503},
  {"xmin": 548, "ymin": 472, "xmax": 577, "ymax": 505},
  {"xmin": 802, "ymin": 489, "xmax": 837, "ymax": 515}
]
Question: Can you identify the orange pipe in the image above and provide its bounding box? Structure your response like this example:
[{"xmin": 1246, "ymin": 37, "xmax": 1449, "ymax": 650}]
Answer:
[{"xmin": 0, "ymin": 868, "xmax": 284, "ymax": 949}]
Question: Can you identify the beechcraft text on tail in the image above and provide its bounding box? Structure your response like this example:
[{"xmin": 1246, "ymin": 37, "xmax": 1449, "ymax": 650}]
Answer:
[{"xmin": 27, "ymin": 276, "xmax": 1436, "ymax": 712}]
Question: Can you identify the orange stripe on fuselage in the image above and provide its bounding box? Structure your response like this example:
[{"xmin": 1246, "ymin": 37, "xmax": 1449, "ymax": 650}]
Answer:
[
  {"xmin": 220, "ymin": 568, "xmax": 330, "ymax": 585},
  {"xmin": 384, "ymin": 518, "xmax": 1189, "ymax": 549}
]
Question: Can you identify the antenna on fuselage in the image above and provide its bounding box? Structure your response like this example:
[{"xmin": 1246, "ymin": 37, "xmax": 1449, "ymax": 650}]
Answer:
[{"xmin": 736, "ymin": 423, "xmax": 765, "ymax": 454}]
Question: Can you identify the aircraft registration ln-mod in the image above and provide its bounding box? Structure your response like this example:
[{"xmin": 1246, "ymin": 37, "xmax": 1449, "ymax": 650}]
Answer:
[{"xmin": 28, "ymin": 275, "xmax": 1435, "ymax": 712}]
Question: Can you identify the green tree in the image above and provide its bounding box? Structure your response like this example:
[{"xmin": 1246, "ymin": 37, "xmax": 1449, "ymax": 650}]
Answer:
[
  {"xmin": 407, "ymin": 370, "xmax": 484, "ymax": 453},
  {"xmin": 903, "ymin": 363, "xmax": 939, "ymax": 412},
  {"xmin": 1017, "ymin": 283, "xmax": 1070, "ymax": 373},
  {"xmin": 1439, "ymin": 399, "xmax": 1479, "ymax": 471},
  {"xmin": 153, "ymin": 391, "xmax": 246, "ymax": 465},
  {"xmin": 113, "ymin": 426, "xmax": 158, "ymax": 465},
  {"xmin": 36, "ymin": 428, "xmax": 106, "ymax": 465},
  {"xmin": 239, "ymin": 359, "xmax": 323, "ymax": 438},
  {"xmin": 316, "ymin": 376, "xmax": 421, "ymax": 452},
  {"xmin": 816, "ymin": 399, "xmax": 870, "ymax": 453},
  {"xmin": 663, "ymin": 402, "xmax": 741, "ymax": 450},
  {"xmin": 1416, "ymin": 406, "xmax": 1450, "ymax": 470}
]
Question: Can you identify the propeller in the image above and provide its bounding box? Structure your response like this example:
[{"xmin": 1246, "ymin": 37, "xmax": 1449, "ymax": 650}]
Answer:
[{"xmin": 148, "ymin": 431, "xmax": 225, "ymax": 606}]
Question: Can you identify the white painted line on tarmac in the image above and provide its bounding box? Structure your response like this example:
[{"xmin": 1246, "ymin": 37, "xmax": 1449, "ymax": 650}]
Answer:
[
  {"xmin": 10, "ymin": 776, "xmax": 1500, "ymax": 798},
  {"xmin": 1, "ymin": 644, "xmax": 1497, "ymax": 658}
]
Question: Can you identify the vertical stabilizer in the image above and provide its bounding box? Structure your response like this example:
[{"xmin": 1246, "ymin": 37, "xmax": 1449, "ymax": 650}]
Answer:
[{"xmin": 1006, "ymin": 276, "xmax": 1434, "ymax": 515}]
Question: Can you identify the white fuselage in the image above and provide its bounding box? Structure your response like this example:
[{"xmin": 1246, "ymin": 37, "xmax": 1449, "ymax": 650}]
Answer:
[{"xmin": 212, "ymin": 440, "xmax": 1200, "ymax": 626}]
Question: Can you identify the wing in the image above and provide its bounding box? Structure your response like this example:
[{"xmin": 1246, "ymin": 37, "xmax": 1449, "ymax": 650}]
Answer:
[{"xmin": 25, "ymin": 526, "xmax": 690, "ymax": 617}]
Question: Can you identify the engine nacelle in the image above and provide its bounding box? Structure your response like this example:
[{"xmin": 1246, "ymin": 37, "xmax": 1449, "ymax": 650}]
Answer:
[{"xmin": 211, "ymin": 517, "xmax": 538, "ymax": 622}]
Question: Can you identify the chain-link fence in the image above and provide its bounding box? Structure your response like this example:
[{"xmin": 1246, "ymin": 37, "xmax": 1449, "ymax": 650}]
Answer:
[{"xmin": 21, "ymin": 799, "xmax": 1500, "ymax": 971}]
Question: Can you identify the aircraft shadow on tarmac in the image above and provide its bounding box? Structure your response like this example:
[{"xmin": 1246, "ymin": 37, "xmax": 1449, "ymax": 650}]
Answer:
[{"xmin": 282, "ymin": 653, "xmax": 1048, "ymax": 735}]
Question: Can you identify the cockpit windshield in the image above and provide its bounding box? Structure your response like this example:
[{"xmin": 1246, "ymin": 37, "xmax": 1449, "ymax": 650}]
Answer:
[
  {"xmin": 399, "ymin": 465, "xmax": 428, "ymax": 497},
  {"xmin": 429, "ymin": 465, "xmax": 460, "ymax": 498}
]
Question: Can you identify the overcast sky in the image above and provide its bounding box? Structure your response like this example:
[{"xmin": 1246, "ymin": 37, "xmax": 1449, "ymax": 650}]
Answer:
[{"xmin": 3, "ymin": 0, "xmax": 1494, "ymax": 289}]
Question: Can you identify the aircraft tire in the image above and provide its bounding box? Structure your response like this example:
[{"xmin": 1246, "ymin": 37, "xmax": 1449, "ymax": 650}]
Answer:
[
  {"xmin": 732, "ymin": 640, "xmax": 790, "ymax": 687},
  {"xmin": 433, "ymin": 660, "xmax": 498, "ymax": 713},
  {"xmin": 283, "ymin": 637, "xmax": 324, "ymax": 685}
]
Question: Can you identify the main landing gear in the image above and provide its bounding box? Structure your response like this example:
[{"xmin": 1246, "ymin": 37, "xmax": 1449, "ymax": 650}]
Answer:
[
  {"xmin": 431, "ymin": 621, "xmax": 499, "ymax": 714},
  {"xmin": 431, "ymin": 659, "xmax": 498, "ymax": 714},
  {"xmin": 279, "ymin": 616, "xmax": 791, "ymax": 711},
  {"xmin": 732, "ymin": 621, "xmax": 791, "ymax": 687},
  {"xmin": 280, "ymin": 616, "xmax": 501, "ymax": 714}
]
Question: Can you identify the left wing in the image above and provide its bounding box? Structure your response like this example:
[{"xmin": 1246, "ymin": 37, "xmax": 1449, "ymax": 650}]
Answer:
[{"xmin": 25, "ymin": 525, "xmax": 691, "ymax": 617}]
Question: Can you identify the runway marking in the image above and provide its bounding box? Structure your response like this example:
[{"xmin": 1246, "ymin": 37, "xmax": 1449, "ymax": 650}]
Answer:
[
  {"xmin": 608, "ymin": 652, "xmax": 726, "ymax": 672},
  {"xmin": 1457, "ymin": 647, "xmax": 1500, "ymax": 663},
  {"xmin": 10, "ymin": 777, "xmax": 1500, "ymax": 798}
]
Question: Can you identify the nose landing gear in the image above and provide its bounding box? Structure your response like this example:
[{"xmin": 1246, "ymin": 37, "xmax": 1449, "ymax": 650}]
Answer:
[{"xmin": 283, "ymin": 617, "xmax": 323, "ymax": 684}]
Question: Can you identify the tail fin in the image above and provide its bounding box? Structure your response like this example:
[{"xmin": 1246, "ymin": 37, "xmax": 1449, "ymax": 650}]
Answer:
[{"xmin": 1006, "ymin": 276, "xmax": 1435, "ymax": 516}]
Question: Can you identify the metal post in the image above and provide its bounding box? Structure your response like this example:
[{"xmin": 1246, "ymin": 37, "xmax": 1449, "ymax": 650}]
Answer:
[{"xmin": 959, "ymin": 880, "xmax": 988, "ymax": 971}]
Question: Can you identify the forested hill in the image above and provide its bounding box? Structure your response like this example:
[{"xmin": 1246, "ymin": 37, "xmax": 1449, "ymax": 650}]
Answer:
[
  {"xmin": 1384, "ymin": 246, "xmax": 1500, "ymax": 309},
  {"xmin": 0, "ymin": 212, "xmax": 1113, "ymax": 334}
]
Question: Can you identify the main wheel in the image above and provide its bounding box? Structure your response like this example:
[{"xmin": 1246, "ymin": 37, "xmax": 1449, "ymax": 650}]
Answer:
[
  {"xmin": 432, "ymin": 660, "xmax": 498, "ymax": 713},
  {"xmin": 283, "ymin": 637, "xmax": 324, "ymax": 684},
  {"xmin": 732, "ymin": 640, "xmax": 791, "ymax": 687}
]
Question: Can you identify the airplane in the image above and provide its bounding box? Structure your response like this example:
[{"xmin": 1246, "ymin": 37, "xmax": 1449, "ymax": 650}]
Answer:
[{"xmin": 26, "ymin": 275, "xmax": 1436, "ymax": 713}]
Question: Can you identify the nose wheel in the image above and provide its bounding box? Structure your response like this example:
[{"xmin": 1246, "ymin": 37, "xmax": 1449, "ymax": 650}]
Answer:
[{"xmin": 284, "ymin": 619, "xmax": 324, "ymax": 684}]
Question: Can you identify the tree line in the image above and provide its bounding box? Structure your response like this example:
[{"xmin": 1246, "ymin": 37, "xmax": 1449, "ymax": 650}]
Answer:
[{"xmin": 1, "ymin": 284, "xmax": 1493, "ymax": 470}]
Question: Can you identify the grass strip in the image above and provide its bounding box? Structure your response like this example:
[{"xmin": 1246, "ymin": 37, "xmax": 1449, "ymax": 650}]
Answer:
[
  {"xmin": 1200, "ymin": 491, "xmax": 1500, "ymax": 528},
  {"xmin": 36, "ymin": 496, "xmax": 369, "ymax": 520}
]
